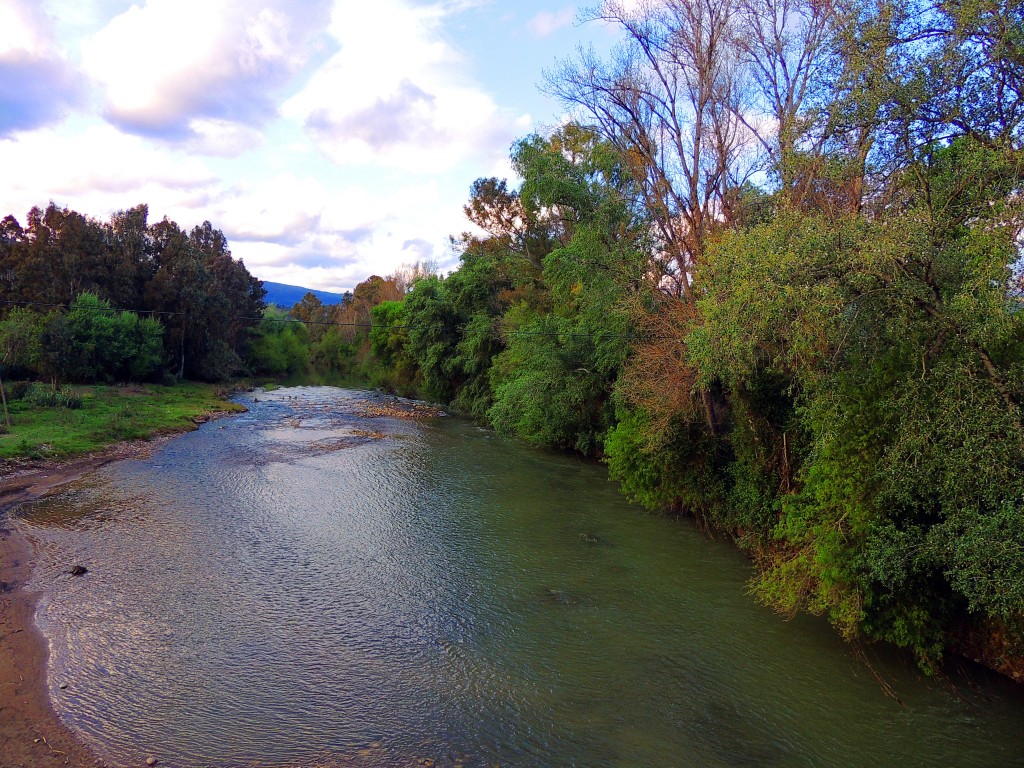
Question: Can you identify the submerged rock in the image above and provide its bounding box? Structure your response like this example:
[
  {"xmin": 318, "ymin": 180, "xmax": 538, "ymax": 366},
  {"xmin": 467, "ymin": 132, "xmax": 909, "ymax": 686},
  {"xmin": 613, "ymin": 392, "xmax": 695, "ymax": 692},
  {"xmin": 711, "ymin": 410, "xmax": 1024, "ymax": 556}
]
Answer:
[
  {"xmin": 541, "ymin": 587, "xmax": 586, "ymax": 606},
  {"xmin": 69, "ymin": 565, "xmax": 88, "ymax": 577}
]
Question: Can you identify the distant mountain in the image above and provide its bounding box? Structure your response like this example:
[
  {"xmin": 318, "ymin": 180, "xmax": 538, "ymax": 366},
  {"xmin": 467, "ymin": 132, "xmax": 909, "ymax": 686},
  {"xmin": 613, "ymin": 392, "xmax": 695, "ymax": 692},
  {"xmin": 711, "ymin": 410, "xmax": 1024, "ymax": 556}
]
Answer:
[{"xmin": 261, "ymin": 281, "xmax": 347, "ymax": 308}]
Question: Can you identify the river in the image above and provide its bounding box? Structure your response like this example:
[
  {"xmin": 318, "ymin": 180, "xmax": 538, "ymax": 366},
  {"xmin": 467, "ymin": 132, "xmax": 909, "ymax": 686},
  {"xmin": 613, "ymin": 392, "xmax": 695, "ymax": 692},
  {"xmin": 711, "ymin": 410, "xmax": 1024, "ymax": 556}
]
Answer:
[{"xmin": 11, "ymin": 386, "xmax": 1024, "ymax": 767}]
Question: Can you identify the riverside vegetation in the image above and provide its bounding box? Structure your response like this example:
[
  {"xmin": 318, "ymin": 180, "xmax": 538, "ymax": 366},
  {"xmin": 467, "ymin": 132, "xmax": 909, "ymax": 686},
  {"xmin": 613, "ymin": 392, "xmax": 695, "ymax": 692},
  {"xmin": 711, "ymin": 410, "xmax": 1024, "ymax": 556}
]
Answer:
[
  {"xmin": 1, "ymin": 0, "xmax": 1022, "ymax": 679},
  {"xmin": 0, "ymin": 208, "xmax": 263, "ymax": 459},
  {"xmin": 261, "ymin": 0, "xmax": 1024, "ymax": 677},
  {"xmin": 0, "ymin": 382, "xmax": 245, "ymax": 461}
]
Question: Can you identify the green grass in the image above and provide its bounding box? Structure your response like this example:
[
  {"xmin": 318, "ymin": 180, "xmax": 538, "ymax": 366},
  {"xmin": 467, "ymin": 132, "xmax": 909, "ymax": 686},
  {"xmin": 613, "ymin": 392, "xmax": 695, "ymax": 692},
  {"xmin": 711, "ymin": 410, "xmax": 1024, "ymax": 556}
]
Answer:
[{"xmin": 0, "ymin": 382, "xmax": 246, "ymax": 461}]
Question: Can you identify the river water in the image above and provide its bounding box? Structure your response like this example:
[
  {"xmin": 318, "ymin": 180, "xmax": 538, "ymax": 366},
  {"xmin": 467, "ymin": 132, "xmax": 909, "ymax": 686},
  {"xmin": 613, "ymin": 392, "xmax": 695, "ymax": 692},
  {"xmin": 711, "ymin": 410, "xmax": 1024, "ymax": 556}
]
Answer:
[{"xmin": 12, "ymin": 386, "xmax": 1024, "ymax": 768}]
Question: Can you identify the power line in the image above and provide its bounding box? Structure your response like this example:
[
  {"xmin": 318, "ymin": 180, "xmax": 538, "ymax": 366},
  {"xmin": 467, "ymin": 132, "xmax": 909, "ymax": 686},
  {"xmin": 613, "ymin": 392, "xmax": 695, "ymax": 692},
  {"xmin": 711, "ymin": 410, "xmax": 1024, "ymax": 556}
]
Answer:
[{"xmin": 0, "ymin": 298, "xmax": 665, "ymax": 341}]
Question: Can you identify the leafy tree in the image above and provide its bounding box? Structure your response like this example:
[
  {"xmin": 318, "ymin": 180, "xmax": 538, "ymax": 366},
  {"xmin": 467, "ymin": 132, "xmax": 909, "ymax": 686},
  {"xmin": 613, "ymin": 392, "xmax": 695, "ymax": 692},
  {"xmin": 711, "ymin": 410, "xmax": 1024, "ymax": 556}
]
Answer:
[
  {"xmin": 687, "ymin": 135, "xmax": 1024, "ymax": 667},
  {"xmin": 249, "ymin": 309, "xmax": 310, "ymax": 376},
  {"xmin": 145, "ymin": 219, "xmax": 264, "ymax": 381},
  {"xmin": 291, "ymin": 292, "xmax": 331, "ymax": 342},
  {"xmin": 0, "ymin": 307, "xmax": 44, "ymax": 426},
  {"xmin": 368, "ymin": 300, "xmax": 419, "ymax": 395},
  {"xmin": 50, "ymin": 293, "xmax": 163, "ymax": 383},
  {"xmin": 489, "ymin": 127, "xmax": 646, "ymax": 454}
]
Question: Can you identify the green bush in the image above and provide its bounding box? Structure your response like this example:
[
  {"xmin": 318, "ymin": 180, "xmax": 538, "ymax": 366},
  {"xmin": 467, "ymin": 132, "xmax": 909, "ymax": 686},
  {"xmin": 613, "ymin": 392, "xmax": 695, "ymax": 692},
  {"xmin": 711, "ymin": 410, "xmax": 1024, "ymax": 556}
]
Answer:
[
  {"xmin": 248, "ymin": 310, "xmax": 311, "ymax": 376},
  {"xmin": 6, "ymin": 381, "xmax": 31, "ymax": 400},
  {"xmin": 24, "ymin": 382, "xmax": 83, "ymax": 409}
]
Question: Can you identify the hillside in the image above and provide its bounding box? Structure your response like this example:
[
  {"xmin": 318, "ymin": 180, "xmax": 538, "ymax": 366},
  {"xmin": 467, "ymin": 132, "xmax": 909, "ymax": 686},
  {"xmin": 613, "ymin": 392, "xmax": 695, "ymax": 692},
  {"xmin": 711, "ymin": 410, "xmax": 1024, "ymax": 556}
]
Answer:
[{"xmin": 262, "ymin": 281, "xmax": 347, "ymax": 308}]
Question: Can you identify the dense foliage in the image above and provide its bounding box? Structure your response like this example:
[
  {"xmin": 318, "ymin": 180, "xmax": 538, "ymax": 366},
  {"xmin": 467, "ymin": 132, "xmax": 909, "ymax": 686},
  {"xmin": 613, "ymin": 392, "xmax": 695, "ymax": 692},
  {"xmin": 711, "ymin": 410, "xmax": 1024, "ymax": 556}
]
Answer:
[
  {"xmin": 1, "ymin": 0, "xmax": 1019, "ymax": 677},
  {"xmin": 0, "ymin": 204, "xmax": 266, "ymax": 383},
  {"xmin": 349, "ymin": 0, "xmax": 1024, "ymax": 675}
]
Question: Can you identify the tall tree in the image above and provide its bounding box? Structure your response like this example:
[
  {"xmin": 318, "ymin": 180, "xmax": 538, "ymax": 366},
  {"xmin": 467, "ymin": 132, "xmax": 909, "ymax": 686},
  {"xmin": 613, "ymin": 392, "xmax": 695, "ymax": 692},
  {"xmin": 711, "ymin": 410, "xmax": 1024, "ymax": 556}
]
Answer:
[{"xmin": 547, "ymin": 0, "xmax": 755, "ymax": 296}]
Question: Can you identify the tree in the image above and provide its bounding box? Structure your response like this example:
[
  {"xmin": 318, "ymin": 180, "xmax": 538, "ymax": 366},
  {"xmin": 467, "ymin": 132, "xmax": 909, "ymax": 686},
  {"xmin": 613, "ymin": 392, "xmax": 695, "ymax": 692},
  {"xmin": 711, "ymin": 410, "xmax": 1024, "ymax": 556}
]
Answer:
[
  {"xmin": 145, "ymin": 219, "xmax": 212, "ymax": 379},
  {"xmin": 249, "ymin": 308, "xmax": 310, "ymax": 376},
  {"xmin": 547, "ymin": 0, "xmax": 756, "ymax": 296},
  {"xmin": 145, "ymin": 219, "xmax": 264, "ymax": 381},
  {"xmin": 106, "ymin": 204, "xmax": 154, "ymax": 308},
  {"xmin": 291, "ymin": 292, "xmax": 330, "ymax": 342},
  {"xmin": 686, "ymin": 135, "xmax": 1024, "ymax": 667},
  {"xmin": 488, "ymin": 127, "xmax": 647, "ymax": 454},
  {"xmin": 368, "ymin": 300, "xmax": 419, "ymax": 395},
  {"xmin": 734, "ymin": 0, "xmax": 839, "ymax": 200},
  {"xmin": 0, "ymin": 307, "xmax": 43, "ymax": 426},
  {"xmin": 55, "ymin": 293, "xmax": 163, "ymax": 383},
  {"xmin": 389, "ymin": 260, "xmax": 438, "ymax": 294}
]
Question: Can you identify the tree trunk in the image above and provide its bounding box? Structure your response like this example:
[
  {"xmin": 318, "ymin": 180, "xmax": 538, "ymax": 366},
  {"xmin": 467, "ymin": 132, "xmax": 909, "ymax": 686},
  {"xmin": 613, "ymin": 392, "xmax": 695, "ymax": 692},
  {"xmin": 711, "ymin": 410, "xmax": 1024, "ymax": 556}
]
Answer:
[{"xmin": 0, "ymin": 372, "xmax": 10, "ymax": 429}]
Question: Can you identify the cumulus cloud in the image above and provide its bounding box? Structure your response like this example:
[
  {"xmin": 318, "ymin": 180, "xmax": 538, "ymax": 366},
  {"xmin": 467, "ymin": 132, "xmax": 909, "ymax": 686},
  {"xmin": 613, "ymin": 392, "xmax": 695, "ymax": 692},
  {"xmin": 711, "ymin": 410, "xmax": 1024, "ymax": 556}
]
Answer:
[
  {"xmin": 307, "ymin": 80, "xmax": 441, "ymax": 152},
  {"xmin": 0, "ymin": 0, "xmax": 81, "ymax": 135},
  {"xmin": 185, "ymin": 119, "xmax": 266, "ymax": 157},
  {"xmin": 282, "ymin": 0, "xmax": 530, "ymax": 173},
  {"xmin": 196, "ymin": 170, "xmax": 468, "ymax": 291},
  {"xmin": 0, "ymin": 123, "xmax": 216, "ymax": 219},
  {"xmin": 401, "ymin": 238, "xmax": 436, "ymax": 263},
  {"xmin": 0, "ymin": 0, "xmax": 555, "ymax": 293},
  {"xmin": 81, "ymin": 0, "xmax": 333, "ymax": 143},
  {"xmin": 528, "ymin": 6, "xmax": 576, "ymax": 37}
]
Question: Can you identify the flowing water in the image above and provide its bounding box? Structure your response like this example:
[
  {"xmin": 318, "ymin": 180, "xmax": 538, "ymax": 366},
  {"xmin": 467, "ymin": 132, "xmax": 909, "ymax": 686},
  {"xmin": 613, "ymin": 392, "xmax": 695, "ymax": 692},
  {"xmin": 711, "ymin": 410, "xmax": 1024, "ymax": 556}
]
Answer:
[{"xmin": 12, "ymin": 386, "xmax": 1024, "ymax": 768}]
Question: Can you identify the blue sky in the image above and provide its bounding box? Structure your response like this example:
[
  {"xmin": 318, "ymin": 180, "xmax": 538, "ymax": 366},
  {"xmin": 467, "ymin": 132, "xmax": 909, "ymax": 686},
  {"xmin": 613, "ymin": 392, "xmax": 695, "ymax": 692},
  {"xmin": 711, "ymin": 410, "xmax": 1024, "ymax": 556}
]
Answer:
[{"xmin": 0, "ymin": 0, "xmax": 618, "ymax": 293}]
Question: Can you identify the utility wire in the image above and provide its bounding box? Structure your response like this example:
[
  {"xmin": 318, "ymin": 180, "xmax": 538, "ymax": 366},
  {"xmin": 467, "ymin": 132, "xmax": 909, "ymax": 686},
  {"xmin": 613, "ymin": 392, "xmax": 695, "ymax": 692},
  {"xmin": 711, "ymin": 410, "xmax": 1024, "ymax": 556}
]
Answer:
[{"xmin": 0, "ymin": 298, "xmax": 667, "ymax": 341}]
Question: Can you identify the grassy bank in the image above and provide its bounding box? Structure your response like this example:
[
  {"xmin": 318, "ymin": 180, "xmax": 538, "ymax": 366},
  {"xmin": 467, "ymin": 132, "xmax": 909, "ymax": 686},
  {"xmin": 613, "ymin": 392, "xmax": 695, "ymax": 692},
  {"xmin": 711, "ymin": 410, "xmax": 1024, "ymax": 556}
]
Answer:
[{"xmin": 0, "ymin": 382, "xmax": 245, "ymax": 462}]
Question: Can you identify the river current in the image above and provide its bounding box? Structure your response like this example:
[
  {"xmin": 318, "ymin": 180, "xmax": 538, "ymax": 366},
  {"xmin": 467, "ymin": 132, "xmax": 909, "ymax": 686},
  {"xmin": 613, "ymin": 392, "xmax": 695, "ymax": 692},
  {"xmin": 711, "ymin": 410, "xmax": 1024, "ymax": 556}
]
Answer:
[{"xmin": 12, "ymin": 386, "xmax": 1024, "ymax": 767}]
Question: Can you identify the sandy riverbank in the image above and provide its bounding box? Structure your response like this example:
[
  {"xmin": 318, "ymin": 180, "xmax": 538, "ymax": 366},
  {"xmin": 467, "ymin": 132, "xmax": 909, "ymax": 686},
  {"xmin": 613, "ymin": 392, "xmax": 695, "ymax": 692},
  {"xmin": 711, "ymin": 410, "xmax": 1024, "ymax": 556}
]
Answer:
[
  {"xmin": 0, "ymin": 521, "xmax": 103, "ymax": 767},
  {"xmin": 0, "ymin": 428, "xmax": 234, "ymax": 768}
]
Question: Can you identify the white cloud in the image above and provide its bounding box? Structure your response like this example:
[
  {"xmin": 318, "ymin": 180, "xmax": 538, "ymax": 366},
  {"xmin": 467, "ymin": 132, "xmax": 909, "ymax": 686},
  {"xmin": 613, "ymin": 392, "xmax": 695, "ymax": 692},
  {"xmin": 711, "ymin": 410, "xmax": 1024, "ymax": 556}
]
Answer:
[
  {"xmin": 0, "ymin": 0, "xmax": 53, "ymax": 56},
  {"xmin": 185, "ymin": 119, "xmax": 266, "ymax": 157},
  {"xmin": 0, "ymin": 122, "xmax": 217, "ymax": 218},
  {"xmin": 282, "ymin": 0, "xmax": 529, "ymax": 173},
  {"xmin": 0, "ymin": 0, "xmax": 571, "ymax": 293},
  {"xmin": 0, "ymin": 0, "xmax": 80, "ymax": 135},
  {"xmin": 528, "ymin": 6, "xmax": 576, "ymax": 37},
  {"xmin": 81, "ymin": 0, "xmax": 332, "ymax": 140},
  {"xmin": 203, "ymin": 170, "xmax": 470, "ymax": 291},
  {"xmin": 209, "ymin": 174, "xmax": 331, "ymax": 246}
]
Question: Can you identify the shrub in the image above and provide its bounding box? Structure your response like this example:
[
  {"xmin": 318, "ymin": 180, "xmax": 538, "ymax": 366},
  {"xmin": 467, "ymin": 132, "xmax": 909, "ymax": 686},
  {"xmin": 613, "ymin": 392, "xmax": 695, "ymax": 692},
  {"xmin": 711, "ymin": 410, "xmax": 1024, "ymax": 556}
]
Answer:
[
  {"xmin": 6, "ymin": 381, "xmax": 31, "ymax": 400},
  {"xmin": 24, "ymin": 383, "xmax": 83, "ymax": 409}
]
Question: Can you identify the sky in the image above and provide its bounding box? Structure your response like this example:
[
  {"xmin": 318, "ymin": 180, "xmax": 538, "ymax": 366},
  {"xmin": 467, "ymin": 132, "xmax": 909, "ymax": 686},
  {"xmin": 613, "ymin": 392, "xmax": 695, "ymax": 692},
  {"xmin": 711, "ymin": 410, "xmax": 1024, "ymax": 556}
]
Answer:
[{"xmin": 0, "ymin": 0, "xmax": 615, "ymax": 293}]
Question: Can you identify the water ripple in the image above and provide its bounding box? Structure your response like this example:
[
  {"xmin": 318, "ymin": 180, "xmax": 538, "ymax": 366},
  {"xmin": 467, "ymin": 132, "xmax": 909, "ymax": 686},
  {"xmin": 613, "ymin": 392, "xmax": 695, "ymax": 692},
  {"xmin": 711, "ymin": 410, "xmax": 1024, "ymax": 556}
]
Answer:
[{"xmin": 12, "ymin": 386, "xmax": 1024, "ymax": 768}]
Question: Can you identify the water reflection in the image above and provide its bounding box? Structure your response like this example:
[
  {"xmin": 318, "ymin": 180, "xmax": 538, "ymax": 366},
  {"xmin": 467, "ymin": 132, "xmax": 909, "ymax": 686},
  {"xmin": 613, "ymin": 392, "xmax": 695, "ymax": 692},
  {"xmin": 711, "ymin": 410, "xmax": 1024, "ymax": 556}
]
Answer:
[{"xmin": 12, "ymin": 386, "xmax": 1024, "ymax": 768}]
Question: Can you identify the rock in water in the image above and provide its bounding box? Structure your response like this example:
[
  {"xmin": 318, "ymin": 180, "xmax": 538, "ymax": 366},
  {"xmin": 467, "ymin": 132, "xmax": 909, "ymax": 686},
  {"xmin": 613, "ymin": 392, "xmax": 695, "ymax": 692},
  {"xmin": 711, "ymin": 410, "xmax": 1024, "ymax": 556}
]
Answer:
[
  {"xmin": 69, "ymin": 565, "xmax": 88, "ymax": 576},
  {"xmin": 146, "ymin": 757, "xmax": 158, "ymax": 766}
]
